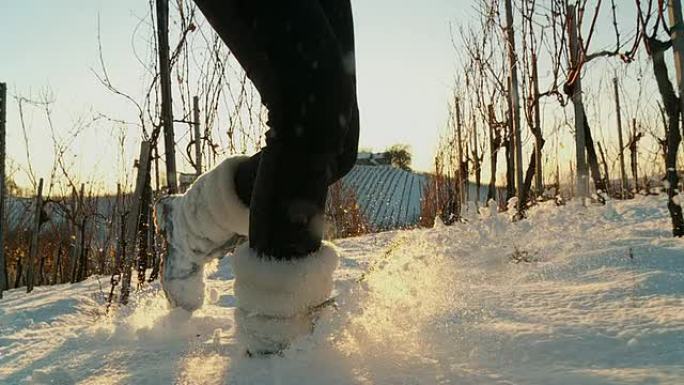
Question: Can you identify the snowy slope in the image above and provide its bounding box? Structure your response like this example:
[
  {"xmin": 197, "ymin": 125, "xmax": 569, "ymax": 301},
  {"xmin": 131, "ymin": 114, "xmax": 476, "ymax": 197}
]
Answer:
[
  {"xmin": 1, "ymin": 195, "xmax": 683, "ymax": 385},
  {"xmin": 341, "ymin": 165, "xmax": 426, "ymax": 230}
]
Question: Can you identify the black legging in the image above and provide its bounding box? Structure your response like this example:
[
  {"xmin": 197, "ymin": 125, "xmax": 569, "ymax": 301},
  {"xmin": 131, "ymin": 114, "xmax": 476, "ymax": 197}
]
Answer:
[{"xmin": 193, "ymin": 0, "xmax": 360, "ymax": 259}]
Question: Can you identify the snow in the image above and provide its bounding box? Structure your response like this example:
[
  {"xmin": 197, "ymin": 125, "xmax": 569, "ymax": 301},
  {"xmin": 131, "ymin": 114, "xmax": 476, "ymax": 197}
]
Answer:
[
  {"xmin": 341, "ymin": 165, "xmax": 426, "ymax": 230},
  {"xmin": 1, "ymin": 195, "xmax": 684, "ymax": 384}
]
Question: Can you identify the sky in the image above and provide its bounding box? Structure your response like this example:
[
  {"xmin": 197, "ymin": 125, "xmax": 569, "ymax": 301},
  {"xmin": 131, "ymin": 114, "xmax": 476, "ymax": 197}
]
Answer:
[
  {"xmin": 1, "ymin": 0, "xmax": 472, "ymax": 192},
  {"xmin": 1, "ymin": 1, "xmax": 670, "ymax": 196}
]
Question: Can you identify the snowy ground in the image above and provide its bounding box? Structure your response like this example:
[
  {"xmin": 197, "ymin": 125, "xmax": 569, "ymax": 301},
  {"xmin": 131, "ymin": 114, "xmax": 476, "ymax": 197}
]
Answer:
[{"xmin": 1, "ymin": 195, "xmax": 683, "ymax": 385}]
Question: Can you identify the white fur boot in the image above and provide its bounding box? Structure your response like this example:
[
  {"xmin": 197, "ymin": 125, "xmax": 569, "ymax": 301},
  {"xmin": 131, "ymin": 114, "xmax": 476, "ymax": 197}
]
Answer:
[
  {"xmin": 231, "ymin": 241, "xmax": 339, "ymax": 354},
  {"xmin": 155, "ymin": 155, "xmax": 250, "ymax": 311}
]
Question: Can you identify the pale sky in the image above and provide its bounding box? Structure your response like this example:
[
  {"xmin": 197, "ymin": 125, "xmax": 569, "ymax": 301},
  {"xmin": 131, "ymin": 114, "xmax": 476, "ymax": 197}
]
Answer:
[
  {"xmin": 0, "ymin": 1, "xmax": 666, "ymax": 194},
  {"xmin": 2, "ymin": 0, "xmax": 471, "ymax": 192}
]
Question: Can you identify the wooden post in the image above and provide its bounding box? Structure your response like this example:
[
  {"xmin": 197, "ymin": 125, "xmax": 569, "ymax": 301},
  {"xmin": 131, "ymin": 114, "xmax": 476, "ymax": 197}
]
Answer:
[
  {"xmin": 505, "ymin": 77, "xmax": 516, "ymax": 201},
  {"xmin": 107, "ymin": 210, "xmax": 126, "ymax": 310},
  {"xmin": 532, "ymin": 53, "xmax": 543, "ymax": 196},
  {"xmin": 455, "ymin": 97, "xmax": 464, "ymax": 210},
  {"xmin": 472, "ymin": 116, "xmax": 481, "ymax": 204},
  {"xmin": 148, "ymin": 197, "xmax": 161, "ymax": 282},
  {"xmin": 75, "ymin": 215, "xmax": 88, "ymax": 283},
  {"xmin": 464, "ymin": 140, "xmax": 470, "ymax": 204},
  {"xmin": 613, "ymin": 78, "xmax": 628, "ymax": 199},
  {"xmin": 504, "ymin": 0, "xmax": 524, "ymax": 212},
  {"xmin": 567, "ymin": 4, "xmax": 590, "ymax": 202},
  {"xmin": 630, "ymin": 118, "xmax": 640, "ymax": 193},
  {"xmin": 193, "ymin": 96, "xmax": 202, "ymax": 177},
  {"xmin": 26, "ymin": 178, "xmax": 43, "ymax": 293},
  {"xmin": 70, "ymin": 184, "xmax": 85, "ymax": 283},
  {"xmin": 0, "ymin": 82, "xmax": 7, "ymax": 297},
  {"xmin": 156, "ymin": 0, "xmax": 178, "ymax": 194},
  {"xmin": 67, "ymin": 187, "xmax": 77, "ymax": 283},
  {"xmin": 487, "ymin": 104, "xmax": 499, "ymax": 202},
  {"xmin": 112, "ymin": 183, "xmax": 124, "ymax": 275},
  {"xmin": 110, "ymin": 181, "xmax": 124, "ymax": 287},
  {"xmin": 136, "ymin": 182, "xmax": 152, "ymax": 288},
  {"xmin": 598, "ymin": 141, "xmax": 611, "ymax": 194},
  {"xmin": 120, "ymin": 141, "xmax": 152, "ymax": 304},
  {"xmin": 153, "ymin": 144, "xmax": 161, "ymax": 194}
]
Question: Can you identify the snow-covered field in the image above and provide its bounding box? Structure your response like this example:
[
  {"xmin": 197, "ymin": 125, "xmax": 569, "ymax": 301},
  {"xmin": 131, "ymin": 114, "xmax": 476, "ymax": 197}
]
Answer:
[{"xmin": 1, "ymin": 195, "xmax": 683, "ymax": 385}]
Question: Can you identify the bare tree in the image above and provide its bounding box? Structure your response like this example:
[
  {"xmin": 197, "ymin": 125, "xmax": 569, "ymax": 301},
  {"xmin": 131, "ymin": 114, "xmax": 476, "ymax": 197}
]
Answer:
[
  {"xmin": 487, "ymin": 104, "xmax": 504, "ymax": 203},
  {"xmin": 503, "ymin": 0, "xmax": 525, "ymax": 214},
  {"xmin": 628, "ymin": 119, "xmax": 644, "ymax": 193},
  {"xmin": 0, "ymin": 82, "xmax": 6, "ymax": 297},
  {"xmin": 613, "ymin": 77, "xmax": 630, "ymax": 198},
  {"xmin": 636, "ymin": 0, "xmax": 684, "ymax": 235}
]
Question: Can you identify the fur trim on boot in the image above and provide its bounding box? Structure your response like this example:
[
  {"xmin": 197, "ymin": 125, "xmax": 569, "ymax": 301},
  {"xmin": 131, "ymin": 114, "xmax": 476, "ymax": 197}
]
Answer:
[
  {"xmin": 155, "ymin": 155, "xmax": 250, "ymax": 311},
  {"xmin": 232, "ymin": 241, "xmax": 339, "ymax": 354}
]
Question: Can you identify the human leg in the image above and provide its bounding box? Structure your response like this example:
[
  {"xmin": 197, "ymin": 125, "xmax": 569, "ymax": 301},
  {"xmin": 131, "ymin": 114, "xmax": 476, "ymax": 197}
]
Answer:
[
  {"xmin": 231, "ymin": 0, "xmax": 360, "ymax": 207},
  {"xmin": 161, "ymin": 0, "xmax": 357, "ymax": 353},
  {"xmin": 195, "ymin": 0, "xmax": 354, "ymax": 352},
  {"xmin": 155, "ymin": 155, "xmax": 250, "ymax": 311}
]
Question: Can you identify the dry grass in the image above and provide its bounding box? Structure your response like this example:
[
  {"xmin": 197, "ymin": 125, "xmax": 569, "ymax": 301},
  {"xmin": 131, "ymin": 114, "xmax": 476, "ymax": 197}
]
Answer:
[
  {"xmin": 325, "ymin": 181, "xmax": 370, "ymax": 239},
  {"xmin": 419, "ymin": 173, "xmax": 460, "ymax": 227}
]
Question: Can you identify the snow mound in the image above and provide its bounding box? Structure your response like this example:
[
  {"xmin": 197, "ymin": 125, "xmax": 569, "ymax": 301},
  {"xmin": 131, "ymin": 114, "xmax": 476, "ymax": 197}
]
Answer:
[{"xmin": 1, "ymin": 195, "xmax": 683, "ymax": 384}]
